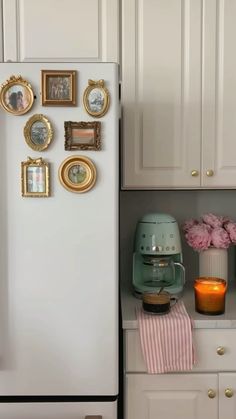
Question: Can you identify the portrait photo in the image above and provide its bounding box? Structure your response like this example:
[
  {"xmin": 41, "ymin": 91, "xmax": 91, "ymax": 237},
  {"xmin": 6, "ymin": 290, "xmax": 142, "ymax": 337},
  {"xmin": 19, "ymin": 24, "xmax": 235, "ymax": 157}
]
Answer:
[
  {"xmin": 41, "ymin": 70, "xmax": 76, "ymax": 106},
  {"xmin": 0, "ymin": 75, "xmax": 34, "ymax": 115}
]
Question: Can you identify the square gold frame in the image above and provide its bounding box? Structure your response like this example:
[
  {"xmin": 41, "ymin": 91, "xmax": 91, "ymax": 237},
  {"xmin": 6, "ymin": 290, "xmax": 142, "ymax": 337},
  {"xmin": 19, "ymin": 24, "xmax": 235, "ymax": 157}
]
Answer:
[
  {"xmin": 41, "ymin": 70, "xmax": 76, "ymax": 106},
  {"xmin": 64, "ymin": 121, "xmax": 101, "ymax": 151},
  {"xmin": 21, "ymin": 157, "xmax": 50, "ymax": 197}
]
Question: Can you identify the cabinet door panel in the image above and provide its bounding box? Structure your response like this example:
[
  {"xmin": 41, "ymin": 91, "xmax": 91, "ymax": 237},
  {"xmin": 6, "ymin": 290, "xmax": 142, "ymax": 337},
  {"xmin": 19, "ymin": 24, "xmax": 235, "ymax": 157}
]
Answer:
[
  {"xmin": 202, "ymin": 0, "xmax": 236, "ymax": 187},
  {"xmin": 3, "ymin": 0, "xmax": 119, "ymax": 62},
  {"xmin": 219, "ymin": 373, "xmax": 236, "ymax": 419},
  {"xmin": 122, "ymin": 0, "xmax": 201, "ymax": 189},
  {"xmin": 126, "ymin": 373, "xmax": 218, "ymax": 419}
]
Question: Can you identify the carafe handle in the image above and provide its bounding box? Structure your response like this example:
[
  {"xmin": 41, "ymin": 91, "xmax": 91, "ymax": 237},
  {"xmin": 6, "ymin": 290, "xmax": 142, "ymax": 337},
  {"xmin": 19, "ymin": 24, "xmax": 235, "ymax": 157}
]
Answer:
[{"xmin": 174, "ymin": 262, "xmax": 185, "ymax": 285}]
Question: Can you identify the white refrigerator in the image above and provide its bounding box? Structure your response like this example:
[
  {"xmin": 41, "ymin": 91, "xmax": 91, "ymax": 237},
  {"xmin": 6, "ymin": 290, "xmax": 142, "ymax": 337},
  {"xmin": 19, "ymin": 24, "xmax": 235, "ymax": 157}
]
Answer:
[{"xmin": 0, "ymin": 62, "xmax": 119, "ymax": 418}]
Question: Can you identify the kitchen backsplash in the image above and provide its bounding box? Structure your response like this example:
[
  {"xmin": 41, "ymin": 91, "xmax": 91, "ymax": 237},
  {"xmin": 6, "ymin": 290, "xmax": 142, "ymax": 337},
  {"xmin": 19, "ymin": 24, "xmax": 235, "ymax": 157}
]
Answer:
[{"xmin": 119, "ymin": 190, "xmax": 236, "ymax": 284}]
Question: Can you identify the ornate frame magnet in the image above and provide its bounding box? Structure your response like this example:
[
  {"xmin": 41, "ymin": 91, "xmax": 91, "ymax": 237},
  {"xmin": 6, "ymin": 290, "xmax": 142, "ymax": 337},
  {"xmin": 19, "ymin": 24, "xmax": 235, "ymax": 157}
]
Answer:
[
  {"xmin": 21, "ymin": 157, "xmax": 50, "ymax": 197},
  {"xmin": 24, "ymin": 114, "xmax": 53, "ymax": 151},
  {"xmin": 0, "ymin": 75, "xmax": 34, "ymax": 115},
  {"xmin": 58, "ymin": 155, "xmax": 97, "ymax": 193},
  {"xmin": 83, "ymin": 79, "xmax": 110, "ymax": 117}
]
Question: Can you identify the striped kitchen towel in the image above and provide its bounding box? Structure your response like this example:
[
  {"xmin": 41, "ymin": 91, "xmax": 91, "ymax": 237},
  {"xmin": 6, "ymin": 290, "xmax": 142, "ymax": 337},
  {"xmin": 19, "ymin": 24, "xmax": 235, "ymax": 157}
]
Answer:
[{"xmin": 136, "ymin": 300, "xmax": 195, "ymax": 373}]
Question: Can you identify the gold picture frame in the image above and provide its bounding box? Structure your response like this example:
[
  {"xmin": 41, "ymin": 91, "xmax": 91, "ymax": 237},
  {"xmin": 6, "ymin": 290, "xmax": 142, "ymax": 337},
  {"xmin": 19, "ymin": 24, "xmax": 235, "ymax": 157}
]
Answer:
[
  {"xmin": 21, "ymin": 157, "xmax": 50, "ymax": 197},
  {"xmin": 0, "ymin": 75, "xmax": 34, "ymax": 115},
  {"xmin": 24, "ymin": 114, "xmax": 53, "ymax": 151},
  {"xmin": 64, "ymin": 121, "xmax": 101, "ymax": 151},
  {"xmin": 58, "ymin": 156, "xmax": 97, "ymax": 193},
  {"xmin": 41, "ymin": 70, "xmax": 76, "ymax": 106},
  {"xmin": 83, "ymin": 79, "xmax": 110, "ymax": 118}
]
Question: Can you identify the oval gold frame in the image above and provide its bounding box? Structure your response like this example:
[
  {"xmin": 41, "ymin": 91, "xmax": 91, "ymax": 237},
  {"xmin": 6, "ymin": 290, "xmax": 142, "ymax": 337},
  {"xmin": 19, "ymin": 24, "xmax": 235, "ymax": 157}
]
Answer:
[
  {"xmin": 0, "ymin": 75, "xmax": 34, "ymax": 115},
  {"xmin": 58, "ymin": 156, "xmax": 97, "ymax": 193},
  {"xmin": 83, "ymin": 79, "xmax": 110, "ymax": 118},
  {"xmin": 24, "ymin": 114, "xmax": 53, "ymax": 151}
]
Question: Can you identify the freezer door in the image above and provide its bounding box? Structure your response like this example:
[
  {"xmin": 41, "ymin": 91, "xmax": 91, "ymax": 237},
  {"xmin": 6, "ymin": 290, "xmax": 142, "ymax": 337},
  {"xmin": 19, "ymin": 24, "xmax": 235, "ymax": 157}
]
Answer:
[
  {"xmin": 0, "ymin": 401, "xmax": 117, "ymax": 419},
  {"xmin": 0, "ymin": 63, "xmax": 119, "ymax": 395}
]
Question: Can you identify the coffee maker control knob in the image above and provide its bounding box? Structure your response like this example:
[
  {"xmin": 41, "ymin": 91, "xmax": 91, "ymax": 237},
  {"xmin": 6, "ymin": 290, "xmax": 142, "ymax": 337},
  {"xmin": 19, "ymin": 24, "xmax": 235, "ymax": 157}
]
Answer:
[{"xmin": 152, "ymin": 246, "xmax": 163, "ymax": 252}]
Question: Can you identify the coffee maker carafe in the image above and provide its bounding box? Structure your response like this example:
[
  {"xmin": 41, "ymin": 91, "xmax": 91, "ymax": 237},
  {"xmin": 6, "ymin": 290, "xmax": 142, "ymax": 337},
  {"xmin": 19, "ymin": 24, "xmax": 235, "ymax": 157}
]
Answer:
[{"xmin": 132, "ymin": 213, "xmax": 185, "ymax": 298}]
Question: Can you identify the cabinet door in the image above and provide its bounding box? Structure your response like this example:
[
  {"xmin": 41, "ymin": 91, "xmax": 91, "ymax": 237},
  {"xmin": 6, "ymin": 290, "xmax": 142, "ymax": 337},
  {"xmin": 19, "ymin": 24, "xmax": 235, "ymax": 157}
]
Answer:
[
  {"xmin": 202, "ymin": 0, "xmax": 236, "ymax": 188},
  {"xmin": 0, "ymin": 0, "xmax": 3, "ymax": 62},
  {"xmin": 126, "ymin": 373, "xmax": 218, "ymax": 419},
  {"xmin": 2, "ymin": 0, "xmax": 119, "ymax": 62},
  {"xmin": 122, "ymin": 0, "xmax": 202, "ymax": 189},
  {"xmin": 219, "ymin": 373, "xmax": 236, "ymax": 419}
]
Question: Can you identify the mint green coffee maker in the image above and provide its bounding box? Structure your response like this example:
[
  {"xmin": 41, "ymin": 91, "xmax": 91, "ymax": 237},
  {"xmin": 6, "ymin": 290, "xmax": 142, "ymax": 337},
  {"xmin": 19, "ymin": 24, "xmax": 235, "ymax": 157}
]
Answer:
[{"xmin": 133, "ymin": 213, "xmax": 185, "ymax": 298}]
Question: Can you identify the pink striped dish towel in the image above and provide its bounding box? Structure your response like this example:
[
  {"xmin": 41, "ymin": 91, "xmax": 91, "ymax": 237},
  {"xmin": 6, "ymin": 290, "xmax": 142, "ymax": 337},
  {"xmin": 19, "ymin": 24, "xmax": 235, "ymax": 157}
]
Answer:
[{"xmin": 136, "ymin": 300, "xmax": 195, "ymax": 373}]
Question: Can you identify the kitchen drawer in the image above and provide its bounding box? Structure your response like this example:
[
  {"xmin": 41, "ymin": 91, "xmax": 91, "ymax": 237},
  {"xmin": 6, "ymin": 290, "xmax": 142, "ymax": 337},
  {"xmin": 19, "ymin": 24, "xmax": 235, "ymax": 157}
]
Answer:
[
  {"xmin": 125, "ymin": 328, "xmax": 236, "ymax": 372},
  {"xmin": 0, "ymin": 401, "xmax": 117, "ymax": 419}
]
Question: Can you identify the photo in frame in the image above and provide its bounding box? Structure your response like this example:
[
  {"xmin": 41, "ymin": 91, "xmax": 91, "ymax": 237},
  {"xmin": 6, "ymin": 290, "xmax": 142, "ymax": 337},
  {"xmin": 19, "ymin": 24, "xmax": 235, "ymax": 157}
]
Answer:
[
  {"xmin": 83, "ymin": 79, "xmax": 110, "ymax": 117},
  {"xmin": 41, "ymin": 70, "xmax": 76, "ymax": 106},
  {"xmin": 24, "ymin": 114, "xmax": 53, "ymax": 151},
  {"xmin": 58, "ymin": 156, "xmax": 96, "ymax": 193},
  {"xmin": 64, "ymin": 121, "xmax": 101, "ymax": 151},
  {"xmin": 21, "ymin": 157, "xmax": 50, "ymax": 197},
  {"xmin": 0, "ymin": 75, "xmax": 34, "ymax": 115}
]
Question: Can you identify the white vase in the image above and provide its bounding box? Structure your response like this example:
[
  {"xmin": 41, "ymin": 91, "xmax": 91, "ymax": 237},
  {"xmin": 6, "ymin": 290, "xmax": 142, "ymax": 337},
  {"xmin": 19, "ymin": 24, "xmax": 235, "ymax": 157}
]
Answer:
[{"xmin": 199, "ymin": 247, "xmax": 228, "ymax": 283}]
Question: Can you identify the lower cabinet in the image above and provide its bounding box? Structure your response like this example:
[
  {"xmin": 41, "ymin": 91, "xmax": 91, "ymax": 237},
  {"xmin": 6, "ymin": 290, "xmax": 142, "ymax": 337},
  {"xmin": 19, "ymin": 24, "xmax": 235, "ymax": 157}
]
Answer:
[
  {"xmin": 124, "ymin": 329, "xmax": 236, "ymax": 419},
  {"xmin": 126, "ymin": 373, "xmax": 236, "ymax": 419},
  {"xmin": 126, "ymin": 373, "xmax": 218, "ymax": 419}
]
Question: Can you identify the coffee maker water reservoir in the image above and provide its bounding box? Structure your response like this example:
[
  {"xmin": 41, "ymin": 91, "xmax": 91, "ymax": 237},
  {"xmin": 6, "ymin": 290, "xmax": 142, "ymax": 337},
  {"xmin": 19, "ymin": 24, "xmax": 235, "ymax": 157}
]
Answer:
[{"xmin": 133, "ymin": 213, "xmax": 185, "ymax": 298}]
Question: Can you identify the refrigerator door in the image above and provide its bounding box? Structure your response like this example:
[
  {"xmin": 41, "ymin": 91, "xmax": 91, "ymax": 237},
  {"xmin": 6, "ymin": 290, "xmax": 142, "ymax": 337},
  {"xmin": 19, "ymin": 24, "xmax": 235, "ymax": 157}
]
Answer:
[{"xmin": 0, "ymin": 63, "xmax": 118, "ymax": 396}]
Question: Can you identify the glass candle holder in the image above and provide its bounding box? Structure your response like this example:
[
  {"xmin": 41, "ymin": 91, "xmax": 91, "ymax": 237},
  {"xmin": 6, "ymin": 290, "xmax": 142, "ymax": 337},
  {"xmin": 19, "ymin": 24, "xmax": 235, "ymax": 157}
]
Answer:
[{"xmin": 194, "ymin": 277, "xmax": 227, "ymax": 315}]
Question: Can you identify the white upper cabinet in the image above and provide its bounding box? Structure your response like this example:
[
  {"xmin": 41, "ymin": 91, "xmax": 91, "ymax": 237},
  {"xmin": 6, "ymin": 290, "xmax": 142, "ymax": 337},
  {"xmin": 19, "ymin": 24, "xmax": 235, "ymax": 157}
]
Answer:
[
  {"xmin": 202, "ymin": 0, "xmax": 236, "ymax": 188},
  {"xmin": 0, "ymin": 0, "xmax": 3, "ymax": 61},
  {"xmin": 2, "ymin": 0, "xmax": 119, "ymax": 62},
  {"xmin": 122, "ymin": 0, "xmax": 202, "ymax": 189},
  {"xmin": 122, "ymin": 0, "xmax": 236, "ymax": 189}
]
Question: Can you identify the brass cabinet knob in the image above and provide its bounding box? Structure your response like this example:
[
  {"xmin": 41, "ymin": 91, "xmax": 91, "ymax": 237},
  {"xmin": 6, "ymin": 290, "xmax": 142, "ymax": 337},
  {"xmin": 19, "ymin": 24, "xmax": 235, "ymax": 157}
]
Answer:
[
  {"xmin": 208, "ymin": 389, "xmax": 216, "ymax": 398},
  {"xmin": 216, "ymin": 346, "xmax": 225, "ymax": 355},
  {"xmin": 206, "ymin": 169, "xmax": 214, "ymax": 177},
  {"xmin": 225, "ymin": 388, "xmax": 234, "ymax": 398},
  {"xmin": 191, "ymin": 170, "xmax": 199, "ymax": 177}
]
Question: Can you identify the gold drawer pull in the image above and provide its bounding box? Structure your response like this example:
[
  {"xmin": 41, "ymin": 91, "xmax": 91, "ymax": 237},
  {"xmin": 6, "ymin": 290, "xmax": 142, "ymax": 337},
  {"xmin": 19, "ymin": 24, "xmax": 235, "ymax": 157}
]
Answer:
[
  {"xmin": 191, "ymin": 170, "xmax": 199, "ymax": 177},
  {"xmin": 217, "ymin": 346, "xmax": 225, "ymax": 355},
  {"xmin": 208, "ymin": 389, "xmax": 216, "ymax": 398},
  {"xmin": 225, "ymin": 388, "xmax": 234, "ymax": 398}
]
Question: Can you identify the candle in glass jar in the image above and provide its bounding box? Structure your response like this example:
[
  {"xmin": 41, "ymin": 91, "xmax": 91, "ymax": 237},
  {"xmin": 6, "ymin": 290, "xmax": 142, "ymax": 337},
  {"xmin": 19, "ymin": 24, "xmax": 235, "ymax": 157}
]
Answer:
[{"xmin": 194, "ymin": 277, "xmax": 227, "ymax": 315}]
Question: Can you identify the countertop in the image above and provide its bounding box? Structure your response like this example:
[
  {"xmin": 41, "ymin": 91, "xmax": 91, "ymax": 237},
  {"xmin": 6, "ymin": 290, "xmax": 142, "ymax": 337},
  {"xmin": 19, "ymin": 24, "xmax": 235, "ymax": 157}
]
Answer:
[{"xmin": 121, "ymin": 281, "xmax": 236, "ymax": 329}]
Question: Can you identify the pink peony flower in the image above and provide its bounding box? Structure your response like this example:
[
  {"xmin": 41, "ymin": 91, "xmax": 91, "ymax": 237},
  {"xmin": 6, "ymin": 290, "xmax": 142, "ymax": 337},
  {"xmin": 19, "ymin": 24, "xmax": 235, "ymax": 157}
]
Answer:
[
  {"xmin": 183, "ymin": 213, "xmax": 236, "ymax": 250},
  {"xmin": 201, "ymin": 213, "xmax": 223, "ymax": 228},
  {"xmin": 185, "ymin": 223, "xmax": 211, "ymax": 251},
  {"xmin": 224, "ymin": 222, "xmax": 236, "ymax": 243},
  {"xmin": 182, "ymin": 218, "xmax": 198, "ymax": 234},
  {"xmin": 211, "ymin": 227, "xmax": 231, "ymax": 248}
]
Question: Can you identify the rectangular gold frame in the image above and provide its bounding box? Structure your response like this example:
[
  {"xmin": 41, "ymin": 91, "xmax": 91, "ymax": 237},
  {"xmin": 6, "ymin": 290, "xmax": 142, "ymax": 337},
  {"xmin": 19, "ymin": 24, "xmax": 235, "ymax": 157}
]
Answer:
[
  {"xmin": 21, "ymin": 157, "xmax": 50, "ymax": 197},
  {"xmin": 64, "ymin": 121, "xmax": 101, "ymax": 150},
  {"xmin": 41, "ymin": 70, "xmax": 76, "ymax": 106}
]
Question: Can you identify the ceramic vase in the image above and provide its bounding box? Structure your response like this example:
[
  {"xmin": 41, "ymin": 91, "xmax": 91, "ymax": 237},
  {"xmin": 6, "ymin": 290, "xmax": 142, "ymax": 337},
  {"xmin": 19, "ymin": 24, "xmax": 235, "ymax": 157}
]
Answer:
[{"xmin": 199, "ymin": 247, "xmax": 228, "ymax": 283}]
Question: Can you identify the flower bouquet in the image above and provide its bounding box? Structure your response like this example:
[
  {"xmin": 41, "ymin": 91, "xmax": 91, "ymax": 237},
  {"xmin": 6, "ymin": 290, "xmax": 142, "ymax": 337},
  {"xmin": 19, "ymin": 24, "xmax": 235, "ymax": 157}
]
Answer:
[{"xmin": 182, "ymin": 213, "xmax": 236, "ymax": 251}]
